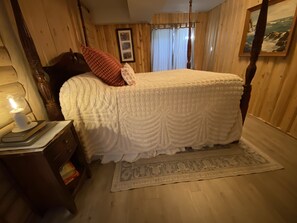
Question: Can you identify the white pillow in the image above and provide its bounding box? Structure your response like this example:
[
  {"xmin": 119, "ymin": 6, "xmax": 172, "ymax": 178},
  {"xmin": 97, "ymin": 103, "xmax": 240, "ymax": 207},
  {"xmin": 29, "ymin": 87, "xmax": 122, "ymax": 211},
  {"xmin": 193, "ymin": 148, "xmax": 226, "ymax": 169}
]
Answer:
[{"xmin": 121, "ymin": 63, "xmax": 136, "ymax": 85}]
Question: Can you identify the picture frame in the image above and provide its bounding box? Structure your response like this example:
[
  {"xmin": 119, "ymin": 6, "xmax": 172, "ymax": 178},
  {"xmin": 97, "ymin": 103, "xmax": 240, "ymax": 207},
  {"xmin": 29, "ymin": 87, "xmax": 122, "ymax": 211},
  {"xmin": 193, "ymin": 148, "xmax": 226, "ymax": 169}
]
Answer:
[
  {"xmin": 239, "ymin": 0, "xmax": 297, "ymax": 56},
  {"xmin": 116, "ymin": 28, "xmax": 135, "ymax": 62}
]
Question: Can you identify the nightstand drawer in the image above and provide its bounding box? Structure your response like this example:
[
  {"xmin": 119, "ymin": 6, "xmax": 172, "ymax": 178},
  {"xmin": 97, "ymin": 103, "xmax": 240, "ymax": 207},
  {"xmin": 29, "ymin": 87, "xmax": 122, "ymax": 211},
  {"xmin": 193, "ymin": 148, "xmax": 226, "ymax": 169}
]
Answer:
[{"xmin": 46, "ymin": 129, "xmax": 77, "ymax": 168}]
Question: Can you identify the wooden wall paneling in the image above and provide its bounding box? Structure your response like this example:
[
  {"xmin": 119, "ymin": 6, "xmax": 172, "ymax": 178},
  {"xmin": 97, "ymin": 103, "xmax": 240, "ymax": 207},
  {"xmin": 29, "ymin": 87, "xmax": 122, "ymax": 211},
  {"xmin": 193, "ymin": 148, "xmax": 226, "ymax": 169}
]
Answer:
[
  {"xmin": 204, "ymin": 0, "xmax": 297, "ymax": 138},
  {"xmin": 142, "ymin": 23, "xmax": 152, "ymax": 72},
  {"xmin": 193, "ymin": 13, "xmax": 208, "ymax": 70},
  {"xmin": 248, "ymin": 57, "xmax": 269, "ymax": 115},
  {"xmin": 66, "ymin": 0, "xmax": 85, "ymax": 48},
  {"xmin": 18, "ymin": 0, "xmax": 84, "ymax": 65},
  {"xmin": 216, "ymin": 0, "xmax": 232, "ymax": 72},
  {"xmin": 96, "ymin": 26, "xmax": 108, "ymax": 52},
  {"xmin": 203, "ymin": 6, "xmax": 221, "ymax": 71},
  {"xmin": 281, "ymin": 84, "xmax": 297, "ymax": 136},
  {"xmin": 95, "ymin": 13, "xmax": 207, "ymax": 73},
  {"xmin": 259, "ymin": 60, "xmax": 287, "ymax": 121},
  {"xmin": 106, "ymin": 25, "xmax": 120, "ymax": 58},
  {"xmin": 131, "ymin": 24, "xmax": 151, "ymax": 72},
  {"xmin": 82, "ymin": 6, "xmax": 99, "ymax": 48},
  {"xmin": 270, "ymin": 31, "xmax": 297, "ymax": 127},
  {"xmin": 278, "ymin": 65, "xmax": 297, "ymax": 132},
  {"xmin": 289, "ymin": 114, "xmax": 297, "ymax": 138},
  {"xmin": 0, "ymin": 66, "xmax": 17, "ymax": 85},
  {"xmin": 132, "ymin": 24, "xmax": 141, "ymax": 71},
  {"xmin": 211, "ymin": 1, "xmax": 226, "ymax": 72},
  {"xmin": 95, "ymin": 24, "xmax": 151, "ymax": 73},
  {"xmin": 18, "ymin": 0, "xmax": 57, "ymax": 66},
  {"xmin": 0, "ymin": 47, "xmax": 12, "ymax": 66},
  {"xmin": 249, "ymin": 58, "xmax": 275, "ymax": 116},
  {"xmin": 228, "ymin": 0, "xmax": 246, "ymax": 75},
  {"xmin": 40, "ymin": 0, "xmax": 80, "ymax": 55}
]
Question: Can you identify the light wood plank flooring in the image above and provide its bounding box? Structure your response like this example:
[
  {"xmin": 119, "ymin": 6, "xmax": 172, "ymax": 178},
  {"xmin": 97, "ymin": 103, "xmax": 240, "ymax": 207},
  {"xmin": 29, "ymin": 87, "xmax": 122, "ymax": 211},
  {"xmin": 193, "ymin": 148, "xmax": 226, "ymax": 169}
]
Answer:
[{"xmin": 41, "ymin": 115, "xmax": 297, "ymax": 223}]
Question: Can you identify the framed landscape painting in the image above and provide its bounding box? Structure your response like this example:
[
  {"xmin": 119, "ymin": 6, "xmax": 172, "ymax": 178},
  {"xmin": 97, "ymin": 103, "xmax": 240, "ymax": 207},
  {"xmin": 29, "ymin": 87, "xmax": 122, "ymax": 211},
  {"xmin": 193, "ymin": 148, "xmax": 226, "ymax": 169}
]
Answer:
[
  {"xmin": 239, "ymin": 0, "xmax": 297, "ymax": 56},
  {"xmin": 116, "ymin": 28, "xmax": 135, "ymax": 62}
]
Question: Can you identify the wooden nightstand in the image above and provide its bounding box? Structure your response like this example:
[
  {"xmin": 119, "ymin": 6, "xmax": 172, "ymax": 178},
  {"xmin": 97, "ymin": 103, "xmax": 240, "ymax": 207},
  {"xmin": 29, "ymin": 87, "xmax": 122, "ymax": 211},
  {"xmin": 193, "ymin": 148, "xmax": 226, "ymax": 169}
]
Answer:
[{"xmin": 0, "ymin": 121, "xmax": 91, "ymax": 215}]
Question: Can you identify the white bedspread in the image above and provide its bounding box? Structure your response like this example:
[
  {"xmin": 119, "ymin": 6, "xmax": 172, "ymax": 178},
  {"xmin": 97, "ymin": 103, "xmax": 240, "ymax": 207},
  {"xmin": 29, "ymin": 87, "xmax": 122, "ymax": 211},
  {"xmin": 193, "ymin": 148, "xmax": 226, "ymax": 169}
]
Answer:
[{"xmin": 60, "ymin": 69, "xmax": 243, "ymax": 163}]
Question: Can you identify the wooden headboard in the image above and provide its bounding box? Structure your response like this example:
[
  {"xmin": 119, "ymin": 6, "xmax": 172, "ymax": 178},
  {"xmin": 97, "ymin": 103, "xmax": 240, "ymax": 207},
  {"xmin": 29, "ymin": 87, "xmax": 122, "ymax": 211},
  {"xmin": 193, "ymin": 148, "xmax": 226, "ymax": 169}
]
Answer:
[
  {"xmin": 10, "ymin": 0, "xmax": 269, "ymax": 123},
  {"xmin": 43, "ymin": 52, "xmax": 91, "ymax": 110}
]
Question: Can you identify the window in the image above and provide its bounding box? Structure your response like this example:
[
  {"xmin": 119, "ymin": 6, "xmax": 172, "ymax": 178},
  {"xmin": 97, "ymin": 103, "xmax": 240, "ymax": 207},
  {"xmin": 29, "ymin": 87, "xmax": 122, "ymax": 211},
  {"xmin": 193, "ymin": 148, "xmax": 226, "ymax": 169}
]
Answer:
[{"xmin": 151, "ymin": 26, "xmax": 195, "ymax": 72}]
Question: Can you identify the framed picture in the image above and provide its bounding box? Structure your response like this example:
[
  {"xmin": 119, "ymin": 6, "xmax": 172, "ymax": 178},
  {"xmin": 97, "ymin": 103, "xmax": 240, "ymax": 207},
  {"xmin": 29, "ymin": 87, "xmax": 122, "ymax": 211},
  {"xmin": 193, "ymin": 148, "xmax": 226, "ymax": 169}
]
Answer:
[
  {"xmin": 116, "ymin": 28, "xmax": 135, "ymax": 62},
  {"xmin": 239, "ymin": 0, "xmax": 297, "ymax": 56}
]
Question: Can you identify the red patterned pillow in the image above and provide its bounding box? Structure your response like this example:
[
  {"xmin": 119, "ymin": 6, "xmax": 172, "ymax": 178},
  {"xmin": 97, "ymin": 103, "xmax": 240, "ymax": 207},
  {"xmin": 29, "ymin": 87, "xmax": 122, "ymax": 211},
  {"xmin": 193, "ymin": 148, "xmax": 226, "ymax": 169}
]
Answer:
[{"xmin": 81, "ymin": 46, "xmax": 126, "ymax": 86}]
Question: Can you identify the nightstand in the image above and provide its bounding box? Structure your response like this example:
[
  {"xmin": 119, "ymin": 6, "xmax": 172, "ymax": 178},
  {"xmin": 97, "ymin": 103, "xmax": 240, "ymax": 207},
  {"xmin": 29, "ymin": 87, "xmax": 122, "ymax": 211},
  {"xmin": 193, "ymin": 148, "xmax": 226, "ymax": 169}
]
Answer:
[{"xmin": 0, "ymin": 121, "xmax": 91, "ymax": 215}]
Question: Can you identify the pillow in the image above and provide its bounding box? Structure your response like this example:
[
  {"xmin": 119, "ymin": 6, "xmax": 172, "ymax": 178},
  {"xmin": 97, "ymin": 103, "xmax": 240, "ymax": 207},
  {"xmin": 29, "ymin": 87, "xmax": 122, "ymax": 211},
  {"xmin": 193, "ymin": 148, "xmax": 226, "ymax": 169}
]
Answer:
[
  {"xmin": 121, "ymin": 63, "xmax": 136, "ymax": 85},
  {"xmin": 81, "ymin": 45, "xmax": 126, "ymax": 86}
]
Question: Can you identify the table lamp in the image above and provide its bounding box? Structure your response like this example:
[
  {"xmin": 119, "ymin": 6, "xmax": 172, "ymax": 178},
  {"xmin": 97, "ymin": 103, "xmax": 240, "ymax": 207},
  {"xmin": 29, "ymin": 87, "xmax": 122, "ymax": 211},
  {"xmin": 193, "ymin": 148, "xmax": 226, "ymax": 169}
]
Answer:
[{"xmin": 8, "ymin": 96, "xmax": 37, "ymax": 133}]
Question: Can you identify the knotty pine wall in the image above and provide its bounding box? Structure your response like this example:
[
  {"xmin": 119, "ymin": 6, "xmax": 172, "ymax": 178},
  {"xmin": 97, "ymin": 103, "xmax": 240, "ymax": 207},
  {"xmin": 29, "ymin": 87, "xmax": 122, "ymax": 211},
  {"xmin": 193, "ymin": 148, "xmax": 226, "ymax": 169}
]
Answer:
[
  {"xmin": 3, "ymin": 0, "xmax": 296, "ymax": 139},
  {"xmin": 203, "ymin": 0, "xmax": 297, "ymax": 138},
  {"xmin": 95, "ymin": 13, "xmax": 208, "ymax": 73},
  {"xmin": 16, "ymin": 0, "xmax": 86, "ymax": 66},
  {"xmin": 96, "ymin": 24, "xmax": 151, "ymax": 73}
]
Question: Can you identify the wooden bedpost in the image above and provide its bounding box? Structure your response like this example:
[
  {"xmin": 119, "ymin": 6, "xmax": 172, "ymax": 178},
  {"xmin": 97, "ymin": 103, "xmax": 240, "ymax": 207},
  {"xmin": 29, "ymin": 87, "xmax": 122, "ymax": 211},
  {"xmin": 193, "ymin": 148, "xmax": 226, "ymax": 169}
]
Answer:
[
  {"xmin": 187, "ymin": 0, "xmax": 193, "ymax": 69},
  {"xmin": 240, "ymin": 0, "xmax": 269, "ymax": 123},
  {"xmin": 77, "ymin": 0, "xmax": 89, "ymax": 46},
  {"xmin": 10, "ymin": 0, "xmax": 64, "ymax": 121}
]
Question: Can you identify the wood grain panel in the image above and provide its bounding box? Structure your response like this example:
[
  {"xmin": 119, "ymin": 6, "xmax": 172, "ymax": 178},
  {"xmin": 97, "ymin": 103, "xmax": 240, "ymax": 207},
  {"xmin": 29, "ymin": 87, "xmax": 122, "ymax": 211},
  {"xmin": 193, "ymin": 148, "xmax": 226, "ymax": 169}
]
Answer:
[
  {"xmin": 82, "ymin": 7, "xmax": 99, "ymax": 48},
  {"xmin": 0, "ymin": 83, "xmax": 26, "ymax": 99},
  {"xmin": 0, "ymin": 66, "xmax": 17, "ymax": 85},
  {"xmin": 95, "ymin": 13, "xmax": 207, "ymax": 73},
  {"xmin": 66, "ymin": 0, "xmax": 85, "ymax": 48},
  {"xmin": 203, "ymin": 6, "xmax": 221, "ymax": 71},
  {"xmin": 203, "ymin": 0, "xmax": 297, "ymax": 138},
  {"xmin": 18, "ymin": 0, "xmax": 83, "ymax": 66},
  {"xmin": 0, "ymin": 47, "xmax": 11, "ymax": 66},
  {"xmin": 42, "ymin": 0, "xmax": 80, "ymax": 53},
  {"xmin": 96, "ymin": 24, "xmax": 151, "ymax": 73},
  {"xmin": 193, "ymin": 14, "xmax": 208, "ymax": 70},
  {"xmin": 18, "ymin": 0, "xmax": 57, "ymax": 66}
]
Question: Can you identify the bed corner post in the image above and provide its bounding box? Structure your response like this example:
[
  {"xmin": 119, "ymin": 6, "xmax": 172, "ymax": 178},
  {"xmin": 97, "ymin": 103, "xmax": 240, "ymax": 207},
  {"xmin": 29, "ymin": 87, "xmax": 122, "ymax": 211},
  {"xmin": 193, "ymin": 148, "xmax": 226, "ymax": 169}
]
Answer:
[
  {"xmin": 187, "ymin": 0, "xmax": 193, "ymax": 69},
  {"xmin": 240, "ymin": 0, "xmax": 268, "ymax": 123},
  {"xmin": 10, "ymin": 0, "xmax": 64, "ymax": 121}
]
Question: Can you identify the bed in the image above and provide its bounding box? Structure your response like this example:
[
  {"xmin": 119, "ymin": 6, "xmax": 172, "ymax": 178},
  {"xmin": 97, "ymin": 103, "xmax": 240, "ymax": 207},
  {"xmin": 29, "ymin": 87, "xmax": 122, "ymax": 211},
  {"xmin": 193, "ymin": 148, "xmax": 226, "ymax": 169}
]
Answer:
[
  {"xmin": 58, "ymin": 69, "xmax": 243, "ymax": 162},
  {"xmin": 10, "ymin": 0, "xmax": 269, "ymax": 163}
]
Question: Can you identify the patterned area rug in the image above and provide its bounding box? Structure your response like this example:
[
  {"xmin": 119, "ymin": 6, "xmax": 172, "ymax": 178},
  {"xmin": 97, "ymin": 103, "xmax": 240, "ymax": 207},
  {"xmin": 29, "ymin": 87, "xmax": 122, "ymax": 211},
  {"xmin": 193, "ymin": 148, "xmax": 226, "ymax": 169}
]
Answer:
[{"xmin": 111, "ymin": 138, "xmax": 283, "ymax": 192}]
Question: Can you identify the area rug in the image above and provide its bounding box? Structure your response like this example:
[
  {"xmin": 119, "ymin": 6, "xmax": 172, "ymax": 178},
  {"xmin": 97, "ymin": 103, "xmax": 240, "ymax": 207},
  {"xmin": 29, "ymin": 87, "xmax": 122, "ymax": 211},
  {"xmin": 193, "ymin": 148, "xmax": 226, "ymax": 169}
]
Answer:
[{"xmin": 111, "ymin": 138, "xmax": 283, "ymax": 192}]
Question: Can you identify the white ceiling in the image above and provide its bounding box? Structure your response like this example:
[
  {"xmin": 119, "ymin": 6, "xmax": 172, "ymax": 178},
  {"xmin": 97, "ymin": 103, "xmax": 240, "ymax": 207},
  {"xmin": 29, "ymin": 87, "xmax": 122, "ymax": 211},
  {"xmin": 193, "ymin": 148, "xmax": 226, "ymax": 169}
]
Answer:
[{"xmin": 81, "ymin": 0, "xmax": 224, "ymax": 24}]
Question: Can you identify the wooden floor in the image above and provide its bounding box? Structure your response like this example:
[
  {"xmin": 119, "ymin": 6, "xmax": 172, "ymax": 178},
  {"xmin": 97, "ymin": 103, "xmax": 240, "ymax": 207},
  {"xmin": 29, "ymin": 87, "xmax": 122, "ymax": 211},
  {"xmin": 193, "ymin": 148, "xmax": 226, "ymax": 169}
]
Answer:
[{"xmin": 41, "ymin": 115, "xmax": 297, "ymax": 223}]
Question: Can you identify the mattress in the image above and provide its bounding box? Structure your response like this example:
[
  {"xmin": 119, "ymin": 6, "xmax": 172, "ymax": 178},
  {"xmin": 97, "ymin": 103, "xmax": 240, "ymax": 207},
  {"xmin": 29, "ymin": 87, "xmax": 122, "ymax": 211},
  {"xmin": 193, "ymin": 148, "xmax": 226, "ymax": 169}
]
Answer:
[{"xmin": 60, "ymin": 69, "xmax": 243, "ymax": 163}]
